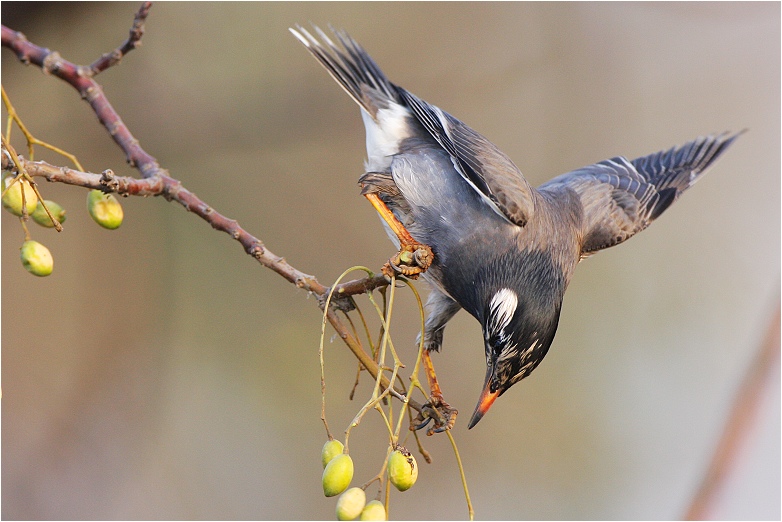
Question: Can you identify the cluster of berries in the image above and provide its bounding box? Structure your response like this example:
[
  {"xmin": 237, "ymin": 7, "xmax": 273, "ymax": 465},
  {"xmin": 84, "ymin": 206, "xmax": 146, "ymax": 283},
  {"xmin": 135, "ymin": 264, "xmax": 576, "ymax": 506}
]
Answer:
[
  {"xmin": 321, "ymin": 439, "xmax": 418, "ymax": 521},
  {"xmin": 3, "ymin": 172, "xmax": 123, "ymax": 276}
]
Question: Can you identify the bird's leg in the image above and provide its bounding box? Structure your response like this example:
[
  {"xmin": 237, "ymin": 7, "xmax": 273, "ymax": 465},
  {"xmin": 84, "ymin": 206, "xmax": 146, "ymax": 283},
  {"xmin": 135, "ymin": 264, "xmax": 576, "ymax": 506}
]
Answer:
[
  {"xmin": 363, "ymin": 193, "xmax": 433, "ymax": 279},
  {"xmin": 411, "ymin": 350, "xmax": 458, "ymax": 435},
  {"xmin": 408, "ymin": 292, "xmax": 461, "ymax": 434}
]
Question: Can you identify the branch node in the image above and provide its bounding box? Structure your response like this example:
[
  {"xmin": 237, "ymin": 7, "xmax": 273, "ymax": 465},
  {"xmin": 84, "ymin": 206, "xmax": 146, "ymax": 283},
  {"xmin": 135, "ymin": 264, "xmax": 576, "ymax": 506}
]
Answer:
[
  {"xmin": 41, "ymin": 50, "xmax": 62, "ymax": 75},
  {"xmin": 76, "ymin": 64, "xmax": 92, "ymax": 78},
  {"xmin": 82, "ymin": 84, "xmax": 102, "ymax": 103},
  {"xmin": 249, "ymin": 243, "xmax": 265, "ymax": 259},
  {"xmin": 318, "ymin": 290, "xmax": 357, "ymax": 313},
  {"xmin": 100, "ymin": 169, "xmax": 121, "ymax": 192}
]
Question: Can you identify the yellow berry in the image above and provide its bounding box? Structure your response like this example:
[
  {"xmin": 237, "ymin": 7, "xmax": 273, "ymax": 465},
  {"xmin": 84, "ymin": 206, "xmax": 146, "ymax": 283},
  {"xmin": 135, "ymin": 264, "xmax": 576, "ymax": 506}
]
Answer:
[
  {"xmin": 87, "ymin": 189, "xmax": 123, "ymax": 229},
  {"xmin": 387, "ymin": 447, "xmax": 418, "ymax": 492},
  {"xmin": 359, "ymin": 500, "xmax": 386, "ymax": 521},
  {"xmin": 322, "ymin": 439, "xmax": 345, "ymax": 468},
  {"xmin": 322, "ymin": 453, "xmax": 353, "ymax": 497},
  {"xmin": 336, "ymin": 487, "xmax": 366, "ymax": 521},
  {"xmin": 2, "ymin": 174, "xmax": 38, "ymax": 217},
  {"xmin": 20, "ymin": 240, "xmax": 53, "ymax": 277},
  {"xmin": 31, "ymin": 200, "xmax": 66, "ymax": 228}
]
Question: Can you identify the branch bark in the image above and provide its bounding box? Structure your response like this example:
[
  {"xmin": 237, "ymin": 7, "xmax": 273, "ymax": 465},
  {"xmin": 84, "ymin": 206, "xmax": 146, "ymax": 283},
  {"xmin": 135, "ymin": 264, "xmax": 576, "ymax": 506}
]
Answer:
[
  {"xmin": 684, "ymin": 302, "xmax": 780, "ymax": 520},
  {"xmin": 0, "ymin": 4, "xmax": 419, "ymax": 413},
  {"xmin": 87, "ymin": 0, "xmax": 151, "ymax": 76}
]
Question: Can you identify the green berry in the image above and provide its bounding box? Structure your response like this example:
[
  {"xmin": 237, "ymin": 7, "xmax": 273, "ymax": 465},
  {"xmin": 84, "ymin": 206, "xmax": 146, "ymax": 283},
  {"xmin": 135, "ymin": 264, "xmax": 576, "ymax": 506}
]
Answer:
[
  {"xmin": 322, "ymin": 439, "xmax": 345, "ymax": 468},
  {"xmin": 336, "ymin": 487, "xmax": 366, "ymax": 521},
  {"xmin": 322, "ymin": 453, "xmax": 353, "ymax": 497},
  {"xmin": 398, "ymin": 250, "xmax": 414, "ymax": 265},
  {"xmin": 20, "ymin": 240, "xmax": 53, "ymax": 277},
  {"xmin": 359, "ymin": 500, "xmax": 386, "ymax": 521},
  {"xmin": 87, "ymin": 189, "xmax": 123, "ymax": 229},
  {"xmin": 2, "ymin": 174, "xmax": 38, "ymax": 217},
  {"xmin": 387, "ymin": 447, "xmax": 418, "ymax": 492},
  {"xmin": 31, "ymin": 200, "xmax": 66, "ymax": 228}
]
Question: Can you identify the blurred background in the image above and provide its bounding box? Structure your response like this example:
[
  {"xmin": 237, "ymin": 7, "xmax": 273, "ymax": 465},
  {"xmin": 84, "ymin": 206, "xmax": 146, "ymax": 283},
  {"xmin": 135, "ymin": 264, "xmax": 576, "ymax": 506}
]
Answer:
[{"xmin": 2, "ymin": 2, "xmax": 779, "ymax": 519}]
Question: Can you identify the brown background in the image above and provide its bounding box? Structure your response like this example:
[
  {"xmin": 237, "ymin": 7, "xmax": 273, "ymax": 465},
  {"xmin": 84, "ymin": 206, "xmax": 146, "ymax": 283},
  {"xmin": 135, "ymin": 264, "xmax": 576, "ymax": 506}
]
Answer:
[{"xmin": 2, "ymin": 2, "xmax": 779, "ymax": 519}]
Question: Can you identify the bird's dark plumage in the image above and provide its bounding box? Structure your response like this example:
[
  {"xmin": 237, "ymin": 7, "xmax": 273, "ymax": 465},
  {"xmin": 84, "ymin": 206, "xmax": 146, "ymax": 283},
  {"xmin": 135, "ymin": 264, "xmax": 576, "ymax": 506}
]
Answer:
[{"xmin": 291, "ymin": 25, "xmax": 741, "ymax": 429}]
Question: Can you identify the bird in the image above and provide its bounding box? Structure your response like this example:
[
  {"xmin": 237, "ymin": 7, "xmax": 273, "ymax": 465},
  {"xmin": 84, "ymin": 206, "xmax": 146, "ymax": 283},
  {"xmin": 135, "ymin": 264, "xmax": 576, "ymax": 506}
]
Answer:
[{"xmin": 290, "ymin": 25, "xmax": 741, "ymax": 432}]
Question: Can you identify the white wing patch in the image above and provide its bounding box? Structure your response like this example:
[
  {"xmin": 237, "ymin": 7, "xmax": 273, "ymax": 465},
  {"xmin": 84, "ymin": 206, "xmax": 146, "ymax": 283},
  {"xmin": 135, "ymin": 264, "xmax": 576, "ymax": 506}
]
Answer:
[{"xmin": 362, "ymin": 103, "xmax": 412, "ymax": 172}]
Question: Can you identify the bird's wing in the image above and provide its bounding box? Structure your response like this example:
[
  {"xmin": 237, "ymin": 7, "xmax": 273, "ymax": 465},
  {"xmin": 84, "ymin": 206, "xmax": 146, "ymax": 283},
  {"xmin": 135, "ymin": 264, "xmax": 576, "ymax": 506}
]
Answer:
[
  {"xmin": 399, "ymin": 89, "xmax": 536, "ymax": 227},
  {"xmin": 539, "ymin": 132, "xmax": 742, "ymax": 256}
]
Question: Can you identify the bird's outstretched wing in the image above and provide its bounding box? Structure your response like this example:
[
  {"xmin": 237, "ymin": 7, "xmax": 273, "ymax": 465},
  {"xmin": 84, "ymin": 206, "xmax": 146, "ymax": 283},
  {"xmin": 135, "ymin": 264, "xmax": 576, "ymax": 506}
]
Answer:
[
  {"xmin": 400, "ymin": 89, "xmax": 536, "ymax": 227},
  {"xmin": 539, "ymin": 132, "xmax": 742, "ymax": 256}
]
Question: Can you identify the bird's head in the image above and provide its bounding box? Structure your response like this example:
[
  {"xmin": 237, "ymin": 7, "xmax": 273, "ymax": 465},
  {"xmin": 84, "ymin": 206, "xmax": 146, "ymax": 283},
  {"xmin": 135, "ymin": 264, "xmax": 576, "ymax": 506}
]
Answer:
[{"xmin": 468, "ymin": 287, "xmax": 561, "ymax": 429}]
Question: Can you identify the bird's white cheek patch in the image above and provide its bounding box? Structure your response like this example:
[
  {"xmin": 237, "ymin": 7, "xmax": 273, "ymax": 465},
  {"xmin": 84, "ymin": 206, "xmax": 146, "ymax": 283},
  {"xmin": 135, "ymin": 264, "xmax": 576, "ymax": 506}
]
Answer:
[{"xmin": 487, "ymin": 288, "xmax": 518, "ymax": 339}]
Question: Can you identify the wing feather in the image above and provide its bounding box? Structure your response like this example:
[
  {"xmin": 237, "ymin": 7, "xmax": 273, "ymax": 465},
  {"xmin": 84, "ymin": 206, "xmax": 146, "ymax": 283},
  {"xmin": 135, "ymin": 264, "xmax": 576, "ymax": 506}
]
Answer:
[
  {"xmin": 539, "ymin": 132, "xmax": 743, "ymax": 255},
  {"xmin": 400, "ymin": 89, "xmax": 536, "ymax": 227}
]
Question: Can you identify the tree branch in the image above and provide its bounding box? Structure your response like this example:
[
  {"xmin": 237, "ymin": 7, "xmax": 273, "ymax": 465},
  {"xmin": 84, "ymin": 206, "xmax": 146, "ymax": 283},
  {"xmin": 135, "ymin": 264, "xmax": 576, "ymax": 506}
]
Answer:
[
  {"xmin": 2, "ymin": 16, "xmax": 158, "ymax": 175},
  {"xmin": 87, "ymin": 0, "xmax": 151, "ymax": 76},
  {"xmin": 684, "ymin": 302, "xmax": 780, "ymax": 520},
  {"xmin": 0, "ymin": 4, "xmax": 417, "ymax": 413}
]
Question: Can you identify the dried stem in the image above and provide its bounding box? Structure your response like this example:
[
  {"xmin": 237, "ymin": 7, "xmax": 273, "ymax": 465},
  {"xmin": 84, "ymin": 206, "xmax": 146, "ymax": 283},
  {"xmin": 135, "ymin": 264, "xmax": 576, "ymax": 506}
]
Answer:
[
  {"xmin": 3, "ymin": 85, "xmax": 84, "ymax": 169},
  {"xmin": 684, "ymin": 302, "xmax": 780, "ymax": 520}
]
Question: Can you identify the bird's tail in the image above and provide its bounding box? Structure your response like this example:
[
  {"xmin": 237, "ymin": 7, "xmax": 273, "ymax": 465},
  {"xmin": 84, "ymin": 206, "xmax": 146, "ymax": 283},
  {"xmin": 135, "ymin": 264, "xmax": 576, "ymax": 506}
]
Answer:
[{"xmin": 290, "ymin": 25, "xmax": 401, "ymax": 118}]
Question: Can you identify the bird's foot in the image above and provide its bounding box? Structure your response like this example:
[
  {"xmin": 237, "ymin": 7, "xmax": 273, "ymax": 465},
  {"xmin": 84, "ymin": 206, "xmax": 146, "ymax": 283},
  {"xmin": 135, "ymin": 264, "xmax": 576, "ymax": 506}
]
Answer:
[
  {"xmin": 410, "ymin": 392, "xmax": 458, "ymax": 436},
  {"xmin": 381, "ymin": 243, "xmax": 433, "ymax": 280}
]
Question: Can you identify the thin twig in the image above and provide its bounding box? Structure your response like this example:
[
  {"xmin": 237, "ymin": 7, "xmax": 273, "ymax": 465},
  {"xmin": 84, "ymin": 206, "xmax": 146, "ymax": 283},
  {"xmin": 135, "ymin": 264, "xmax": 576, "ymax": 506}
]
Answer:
[
  {"xmin": 18, "ymin": 158, "xmax": 162, "ymax": 194},
  {"xmin": 333, "ymin": 274, "xmax": 390, "ymax": 298},
  {"xmin": 2, "ymin": 25, "xmax": 158, "ymax": 175},
  {"xmin": 11, "ymin": 154, "xmax": 326, "ymax": 292},
  {"xmin": 3, "ymin": 85, "xmax": 84, "ymax": 169},
  {"xmin": 446, "ymin": 430, "xmax": 474, "ymax": 521},
  {"xmin": 684, "ymin": 301, "xmax": 781, "ymax": 520},
  {"xmin": 87, "ymin": 1, "xmax": 151, "ymax": 76},
  {"xmin": 345, "ymin": 279, "xmax": 402, "ymax": 451},
  {"xmin": 0, "ymin": 139, "xmax": 63, "ymax": 230}
]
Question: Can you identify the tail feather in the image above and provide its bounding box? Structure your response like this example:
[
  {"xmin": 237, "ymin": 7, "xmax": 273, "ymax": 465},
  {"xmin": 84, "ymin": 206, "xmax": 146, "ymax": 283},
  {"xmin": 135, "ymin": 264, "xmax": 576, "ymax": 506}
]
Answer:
[{"xmin": 290, "ymin": 25, "xmax": 400, "ymax": 118}]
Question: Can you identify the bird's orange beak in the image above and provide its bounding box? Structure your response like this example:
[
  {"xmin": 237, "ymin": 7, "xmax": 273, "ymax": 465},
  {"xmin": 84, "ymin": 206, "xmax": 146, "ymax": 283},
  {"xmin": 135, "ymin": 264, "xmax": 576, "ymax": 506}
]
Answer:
[{"xmin": 467, "ymin": 379, "xmax": 500, "ymax": 429}]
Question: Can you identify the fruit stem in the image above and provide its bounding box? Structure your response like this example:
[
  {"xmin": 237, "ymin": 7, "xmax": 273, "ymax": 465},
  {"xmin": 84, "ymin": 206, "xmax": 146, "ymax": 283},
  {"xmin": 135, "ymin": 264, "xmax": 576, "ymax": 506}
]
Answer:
[{"xmin": 446, "ymin": 430, "xmax": 474, "ymax": 521}]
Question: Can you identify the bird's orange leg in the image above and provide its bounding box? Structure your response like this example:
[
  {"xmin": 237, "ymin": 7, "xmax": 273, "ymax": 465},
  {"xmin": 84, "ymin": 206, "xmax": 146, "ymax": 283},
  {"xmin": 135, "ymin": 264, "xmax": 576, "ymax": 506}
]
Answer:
[
  {"xmin": 364, "ymin": 193, "xmax": 433, "ymax": 279},
  {"xmin": 409, "ymin": 350, "xmax": 459, "ymax": 435},
  {"xmin": 421, "ymin": 349, "xmax": 444, "ymax": 399},
  {"xmin": 407, "ymin": 349, "xmax": 458, "ymax": 435},
  {"xmin": 364, "ymin": 193, "xmax": 454, "ymax": 432}
]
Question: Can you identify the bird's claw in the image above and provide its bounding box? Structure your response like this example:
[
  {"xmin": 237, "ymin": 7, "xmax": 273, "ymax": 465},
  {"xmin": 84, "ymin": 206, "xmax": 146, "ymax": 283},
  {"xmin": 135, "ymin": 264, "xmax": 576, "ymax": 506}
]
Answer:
[
  {"xmin": 382, "ymin": 243, "xmax": 433, "ymax": 280},
  {"xmin": 410, "ymin": 393, "xmax": 458, "ymax": 436}
]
